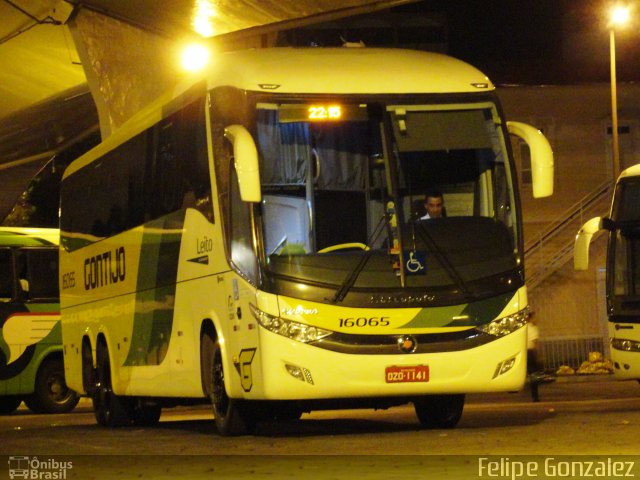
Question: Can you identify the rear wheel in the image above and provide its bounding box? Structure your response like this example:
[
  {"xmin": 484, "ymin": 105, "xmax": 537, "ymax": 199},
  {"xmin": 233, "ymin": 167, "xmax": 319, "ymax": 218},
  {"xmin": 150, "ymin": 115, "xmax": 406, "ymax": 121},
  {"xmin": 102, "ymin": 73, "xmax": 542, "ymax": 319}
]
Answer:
[
  {"xmin": 414, "ymin": 394, "xmax": 465, "ymax": 429},
  {"xmin": 24, "ymin": 357, "xmax": 79, "ymax": 414},
  {"xmin": 210, "ymin": 339, "xmax": 256, "ymax": 436},
  {"xmin": 93, "ymin": 345, "xmax": 132, "ymax": 427},
  {"xmin": 0, "ymin": 396, "xmax": 22, "ymax": 415},
  {"xmin": 82, "ymin": 340, "xmax": 96, "ymax": 395}
]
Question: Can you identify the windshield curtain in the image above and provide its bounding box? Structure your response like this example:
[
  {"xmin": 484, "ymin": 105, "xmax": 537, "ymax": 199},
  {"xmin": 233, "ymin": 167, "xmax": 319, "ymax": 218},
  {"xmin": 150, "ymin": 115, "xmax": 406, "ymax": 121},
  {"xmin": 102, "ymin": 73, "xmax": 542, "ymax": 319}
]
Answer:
[{"xmin": 254, "ymin": 98, "xmax": 519, "ymax": 295}]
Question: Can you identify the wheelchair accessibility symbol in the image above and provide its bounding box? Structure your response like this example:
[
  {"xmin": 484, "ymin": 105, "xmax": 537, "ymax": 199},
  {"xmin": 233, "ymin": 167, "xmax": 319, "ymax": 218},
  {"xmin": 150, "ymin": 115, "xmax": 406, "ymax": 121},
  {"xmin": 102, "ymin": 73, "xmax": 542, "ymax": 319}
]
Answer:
[{"xmin": 403, "ymin": 250, "xmax": 426, "ymax": 275}]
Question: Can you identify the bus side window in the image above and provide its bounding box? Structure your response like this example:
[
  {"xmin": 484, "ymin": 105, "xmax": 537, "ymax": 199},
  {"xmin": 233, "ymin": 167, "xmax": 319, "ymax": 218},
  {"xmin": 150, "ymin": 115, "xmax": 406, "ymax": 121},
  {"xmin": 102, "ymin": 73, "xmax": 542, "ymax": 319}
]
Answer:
[
  {"xmin": 15, "ymin": 251, "xmax": 30, "ymax": 301},
  {"xmin": 0, "ymin": 249, "xmax": 13, "ymax": 301},
  {"xmin": 152, "ymin": 97, "xmax": 212, "ymax": 222},
  {"xmin": 17, "ymin": 249, "xmax": 59, "ymax": 301}
]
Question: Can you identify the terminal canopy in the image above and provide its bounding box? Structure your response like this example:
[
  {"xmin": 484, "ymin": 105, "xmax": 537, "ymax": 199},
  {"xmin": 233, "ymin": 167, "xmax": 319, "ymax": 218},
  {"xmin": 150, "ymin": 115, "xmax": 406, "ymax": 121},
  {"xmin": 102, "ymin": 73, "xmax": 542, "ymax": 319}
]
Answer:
[{"xmin": 0, "ymin": 0, "xmax": 415, "ymax": 219}]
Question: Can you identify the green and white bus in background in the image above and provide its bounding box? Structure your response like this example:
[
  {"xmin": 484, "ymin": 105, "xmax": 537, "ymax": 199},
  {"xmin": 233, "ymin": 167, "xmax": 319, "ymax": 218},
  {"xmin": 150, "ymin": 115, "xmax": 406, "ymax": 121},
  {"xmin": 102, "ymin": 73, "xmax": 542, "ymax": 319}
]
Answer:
[
  {"xmin": 575, "ymin": 164, "xmax": 640, "ymax": 380},
  {"xmin": 59, "ymin": 47, "xmax": 553, "ymax": 434},
  {"xmin": 0, "ymin": 227, "xmax": 79, "ymax": 414}
]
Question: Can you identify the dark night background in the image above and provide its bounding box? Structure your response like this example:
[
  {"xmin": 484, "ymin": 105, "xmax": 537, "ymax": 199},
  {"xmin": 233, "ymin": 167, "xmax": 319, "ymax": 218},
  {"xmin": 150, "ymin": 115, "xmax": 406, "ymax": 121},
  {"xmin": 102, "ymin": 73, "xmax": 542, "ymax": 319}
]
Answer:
[
  {"xmin": 445, "ymin": 0, "xmax": 639, "ymax": 84},
  {"xmin": 431, "ymin": 0, "xmax": 638, "ymax": 84},
  {"xmin": 279, "ymin": 0, "xmax": 640, "ymax": 85}
]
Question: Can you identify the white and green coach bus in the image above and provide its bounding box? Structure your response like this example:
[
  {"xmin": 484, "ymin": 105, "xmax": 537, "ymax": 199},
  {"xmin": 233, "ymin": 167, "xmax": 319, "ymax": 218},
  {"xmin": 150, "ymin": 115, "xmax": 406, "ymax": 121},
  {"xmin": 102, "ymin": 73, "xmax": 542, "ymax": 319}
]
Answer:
[
  {"xmin": 575, "ymin": 164, "xmax": 640, "ymax": 380},
  {"xmin": 0, "ymin": 227, "xmax": 79, "ymax": 414},
  {"xmin": 59, "ymin": 47, "xmax": 553, "ymax": 434}
]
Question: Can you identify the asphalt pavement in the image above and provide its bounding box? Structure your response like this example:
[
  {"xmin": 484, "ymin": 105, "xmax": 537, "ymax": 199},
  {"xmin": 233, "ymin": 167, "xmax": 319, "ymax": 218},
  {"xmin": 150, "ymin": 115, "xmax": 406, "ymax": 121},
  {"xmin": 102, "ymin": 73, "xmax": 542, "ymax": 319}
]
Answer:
[{"xmin": 467, "ymin": 374, "xmax": 640, "ymax": 405}]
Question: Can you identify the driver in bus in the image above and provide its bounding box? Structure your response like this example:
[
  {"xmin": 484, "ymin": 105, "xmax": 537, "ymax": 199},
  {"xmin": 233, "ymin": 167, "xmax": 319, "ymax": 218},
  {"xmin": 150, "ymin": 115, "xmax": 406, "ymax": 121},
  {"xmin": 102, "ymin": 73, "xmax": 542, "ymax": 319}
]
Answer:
[{"xmin": 420, "ymin": 190, "xmax": 445, "ymax": 220}]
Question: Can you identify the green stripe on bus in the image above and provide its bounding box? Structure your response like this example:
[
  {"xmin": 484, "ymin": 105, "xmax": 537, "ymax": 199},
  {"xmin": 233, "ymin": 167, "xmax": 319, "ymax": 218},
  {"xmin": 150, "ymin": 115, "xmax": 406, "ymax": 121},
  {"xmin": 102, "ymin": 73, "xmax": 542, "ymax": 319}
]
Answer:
[
  {"xmin": 124, "ymin": 211, "xmax": 184, "ymax": 366},
  {"xmin": 400, "ymin": 291, "xmax": 515, "ymax": 328}
]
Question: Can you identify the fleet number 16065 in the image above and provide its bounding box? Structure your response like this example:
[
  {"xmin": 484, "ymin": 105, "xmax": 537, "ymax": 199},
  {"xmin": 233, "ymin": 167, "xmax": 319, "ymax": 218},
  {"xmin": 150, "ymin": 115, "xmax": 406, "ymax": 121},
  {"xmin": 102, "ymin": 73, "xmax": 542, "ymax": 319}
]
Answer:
[{"xmin": 339, "ymin": 317, "xmax": 390, "ymax": 328}]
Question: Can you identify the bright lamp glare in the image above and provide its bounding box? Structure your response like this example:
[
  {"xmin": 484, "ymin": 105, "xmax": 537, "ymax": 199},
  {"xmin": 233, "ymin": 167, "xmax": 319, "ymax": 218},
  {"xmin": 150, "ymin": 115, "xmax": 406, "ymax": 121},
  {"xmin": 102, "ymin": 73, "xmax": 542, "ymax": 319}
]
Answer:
[
  {"xmin": 192, "ymin": 0, "xmax": 217, "ymax": 37},
  {"xmin": 181, "ymin": 44, "xmax": 210, "ymax": 72},
  {"xmin": 194, "ymin": 17, "xmax": 214, "ymax": 37},
  {"xmin": 611, "ymin": 5, "xmax": 630, "ymax": 26}
]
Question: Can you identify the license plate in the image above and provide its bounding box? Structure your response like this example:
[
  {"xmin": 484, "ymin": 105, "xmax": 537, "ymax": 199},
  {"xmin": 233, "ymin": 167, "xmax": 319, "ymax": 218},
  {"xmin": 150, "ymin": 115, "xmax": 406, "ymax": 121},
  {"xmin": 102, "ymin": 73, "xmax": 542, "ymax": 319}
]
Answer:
[{"xmin": 385, "ymin": 365, "xmax": 429, "ymax": 383}]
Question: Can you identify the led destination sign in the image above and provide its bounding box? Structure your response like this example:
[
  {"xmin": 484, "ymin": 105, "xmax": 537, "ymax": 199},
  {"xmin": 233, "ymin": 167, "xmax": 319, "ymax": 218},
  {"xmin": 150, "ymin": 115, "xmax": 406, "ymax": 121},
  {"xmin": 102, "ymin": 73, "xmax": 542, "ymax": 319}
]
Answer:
[{"xmin": 275, "ymin": 103, "xmax": 368, "ymax": 123}]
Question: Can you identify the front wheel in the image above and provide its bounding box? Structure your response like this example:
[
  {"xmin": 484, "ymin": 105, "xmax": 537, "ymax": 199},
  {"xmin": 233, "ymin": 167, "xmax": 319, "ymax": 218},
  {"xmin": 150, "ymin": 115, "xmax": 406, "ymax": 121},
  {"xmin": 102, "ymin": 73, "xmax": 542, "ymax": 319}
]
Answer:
[
  {"xmin": 24, "ymin": 358, "xmax": 79, "ymax": 414},
  {"xmin": 414, "ymin": 394, "xmax": 465, "ymax": 429},
  {"xmin": 211, "ymin": 339, "xmax": 256, "ymax": 436}
]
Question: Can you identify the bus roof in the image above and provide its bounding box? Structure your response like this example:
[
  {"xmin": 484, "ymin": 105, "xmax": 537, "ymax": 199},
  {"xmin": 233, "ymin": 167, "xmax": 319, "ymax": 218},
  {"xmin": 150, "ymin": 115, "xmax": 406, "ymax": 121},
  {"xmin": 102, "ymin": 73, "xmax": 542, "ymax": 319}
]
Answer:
[
  {"xmin": 63, "ymin": 48, "xmax": 495, "ymax": 179},
  {"xmin": 205, "ymin": 47, "xmax": 494, "ymax": 95},
  {"xmin": 0, "ymin": 227, "xmax": 59, "ymax": 247}
]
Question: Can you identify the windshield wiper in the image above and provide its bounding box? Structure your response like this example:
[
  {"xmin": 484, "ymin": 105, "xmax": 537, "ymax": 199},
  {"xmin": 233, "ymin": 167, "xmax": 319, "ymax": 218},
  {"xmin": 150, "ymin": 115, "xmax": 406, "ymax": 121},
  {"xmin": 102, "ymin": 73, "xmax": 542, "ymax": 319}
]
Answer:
[
  {"xmin": 412, "ymin": 221, "xmax": 476, "ymax": 299},
  {"xmin": 330, "ymin": 213, "xmax": 391, "ymax": 303}
]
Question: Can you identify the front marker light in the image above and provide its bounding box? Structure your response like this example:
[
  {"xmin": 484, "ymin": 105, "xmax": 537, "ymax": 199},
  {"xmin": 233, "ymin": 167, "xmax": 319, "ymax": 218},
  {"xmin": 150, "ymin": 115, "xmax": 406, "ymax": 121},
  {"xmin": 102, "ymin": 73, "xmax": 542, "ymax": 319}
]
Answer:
[
  {"xmin": 477, "ymin": 307, "xmax": 530, "ymax": 337},
  {"xmin": 250, "ymin": 304, "xmax": 333, "ymax": 343}
]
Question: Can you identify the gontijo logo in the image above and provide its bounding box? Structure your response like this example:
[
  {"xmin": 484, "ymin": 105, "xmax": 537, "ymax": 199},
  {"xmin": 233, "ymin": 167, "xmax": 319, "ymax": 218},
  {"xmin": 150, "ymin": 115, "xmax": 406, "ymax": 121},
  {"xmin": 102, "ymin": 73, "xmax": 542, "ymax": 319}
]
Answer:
[
  {"xmin": 83, "ymin": 246, "xmax": 126, "ymax": 290},
  {"xmin": 8, "ymin": 456, "xmax": 73, "ymax": 479}
]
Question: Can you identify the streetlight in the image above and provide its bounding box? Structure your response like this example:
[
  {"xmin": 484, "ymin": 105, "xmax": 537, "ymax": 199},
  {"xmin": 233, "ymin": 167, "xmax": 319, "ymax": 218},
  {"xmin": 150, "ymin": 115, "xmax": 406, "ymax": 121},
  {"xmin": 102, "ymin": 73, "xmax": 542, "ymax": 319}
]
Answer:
[{"xmin": 609, "ymin": 4, "xmax": 630, "ymax": 180}]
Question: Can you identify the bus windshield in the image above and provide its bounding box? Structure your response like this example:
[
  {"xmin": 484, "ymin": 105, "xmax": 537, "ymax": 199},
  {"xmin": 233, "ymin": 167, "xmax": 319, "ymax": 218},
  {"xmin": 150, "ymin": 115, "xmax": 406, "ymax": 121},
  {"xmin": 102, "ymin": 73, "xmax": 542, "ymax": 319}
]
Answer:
[
  {"xmin": 610, "ymin": 179, "xmax": 640, "ymax": 302},
  {"xmin": 255, "ymin": 98, "xmax": 520, "ymax": 303}
]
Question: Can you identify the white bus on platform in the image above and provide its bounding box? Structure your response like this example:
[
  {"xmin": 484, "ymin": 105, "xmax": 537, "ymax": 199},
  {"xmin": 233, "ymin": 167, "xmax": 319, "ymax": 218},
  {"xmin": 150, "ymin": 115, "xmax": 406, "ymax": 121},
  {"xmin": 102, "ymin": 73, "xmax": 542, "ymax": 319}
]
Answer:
[
  {"xmin": 59, "ymin": 47, "xmax": 553, "ymax": 435},
  {"xmin": 575, "ymin": 164, "xmax": 640, "ymax": 380}
]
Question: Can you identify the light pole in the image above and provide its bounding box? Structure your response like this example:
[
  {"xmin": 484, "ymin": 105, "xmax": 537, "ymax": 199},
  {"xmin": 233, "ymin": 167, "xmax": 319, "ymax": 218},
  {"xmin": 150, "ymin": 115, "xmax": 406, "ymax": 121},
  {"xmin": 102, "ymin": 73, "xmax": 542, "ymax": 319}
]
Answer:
[{"xmin": 609, "ymin": 5, "xmax": 630, "ymax": 181}]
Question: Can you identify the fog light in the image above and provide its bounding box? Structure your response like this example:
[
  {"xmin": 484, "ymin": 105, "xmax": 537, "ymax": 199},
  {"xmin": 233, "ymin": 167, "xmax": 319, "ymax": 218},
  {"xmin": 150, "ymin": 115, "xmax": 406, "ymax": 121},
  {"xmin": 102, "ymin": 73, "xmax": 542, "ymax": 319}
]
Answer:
[
  {"xmin": 492, "ymin": 356, "xmax": 517, "ymax": 378},
  {"xmin": 285, "ymin": 364, "xmax": 314, "ymax": 384},
  {"xmin": 500, "ymin": 357, "xmax": 516, "ymax": 374}
]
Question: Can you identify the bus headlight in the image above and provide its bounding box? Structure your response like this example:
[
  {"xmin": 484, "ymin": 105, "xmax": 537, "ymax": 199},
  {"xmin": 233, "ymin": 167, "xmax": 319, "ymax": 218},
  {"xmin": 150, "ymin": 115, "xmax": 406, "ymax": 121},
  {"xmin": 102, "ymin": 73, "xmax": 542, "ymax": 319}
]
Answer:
[
  {"xmin": 250, "ymin": 304, "xmax": 333, "ymax": 343},
  {"xmin": 611, "ymin": 338, "xmax": 640, "ymax": 352},
  {"xmin": 476, "ymin": 308, "xmax": 530, "ymax": 337}
]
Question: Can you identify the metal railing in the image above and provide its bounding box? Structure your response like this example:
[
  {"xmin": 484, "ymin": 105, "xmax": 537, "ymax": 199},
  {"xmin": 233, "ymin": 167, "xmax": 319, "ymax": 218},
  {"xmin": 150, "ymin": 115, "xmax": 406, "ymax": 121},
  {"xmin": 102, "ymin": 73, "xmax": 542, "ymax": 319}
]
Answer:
[
  {"xmin": 539, "ymin": 335, "xmax": 609, "ymax": 371},
  {"xmin": 524, "ymin": 181, "xmax": 613, "ymax": 290}
]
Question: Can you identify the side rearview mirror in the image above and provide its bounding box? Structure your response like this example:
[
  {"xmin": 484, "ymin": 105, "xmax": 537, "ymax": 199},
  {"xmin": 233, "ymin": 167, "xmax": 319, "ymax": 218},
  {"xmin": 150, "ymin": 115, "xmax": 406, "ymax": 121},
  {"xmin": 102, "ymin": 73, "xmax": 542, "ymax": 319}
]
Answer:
[
  {"xmin": 224, "ymin": 124, "xmax": 262, "ymax": 203},
  {"xmin": 574, "ymin": 216, "xmax": 605, "ymax": 270},
  {"xmin": 507, "ymin": 121, "xmax": 554, "ymax": 198}
]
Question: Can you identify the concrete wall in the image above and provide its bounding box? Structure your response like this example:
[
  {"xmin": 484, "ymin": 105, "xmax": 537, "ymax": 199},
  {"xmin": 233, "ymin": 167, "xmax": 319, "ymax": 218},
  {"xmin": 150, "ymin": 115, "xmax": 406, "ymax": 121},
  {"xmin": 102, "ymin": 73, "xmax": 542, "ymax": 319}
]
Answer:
[
  {"xmin": 529, "ymin": 236, "xmax": 608, "ymax": 340},
  {"xmin": 499, "ymin": 83, "xmax": 640, "ymax": 229}
]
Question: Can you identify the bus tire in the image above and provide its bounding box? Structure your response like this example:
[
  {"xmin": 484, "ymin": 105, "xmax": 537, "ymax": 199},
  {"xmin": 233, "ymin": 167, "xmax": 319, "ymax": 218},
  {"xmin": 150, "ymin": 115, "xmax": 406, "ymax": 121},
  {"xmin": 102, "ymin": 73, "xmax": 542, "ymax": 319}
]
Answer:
[
  {"xmin": 24, "ymin": 357, "xmax": 79, "ymax": 414},
  {"xmin": 0, "ymin": 396, "xmax": 22, "ymax": 415},
  {"xmin": 210, "ymin": 339, "xmax": 256, "ymax": 436},
  {"xmin": 414, "ymin": 394, "xmax": 465, "ymax": 429},
  {"xmin": 93, "ymin": 345, "xmax": 132, "ymax": 427},
  {"xmin": 82, "ymin": 340, "xmax": 96, "ymax": 395},
  {"xmin": 200, "ymin": 329, "xmax": 215, "ymax": 397}
]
